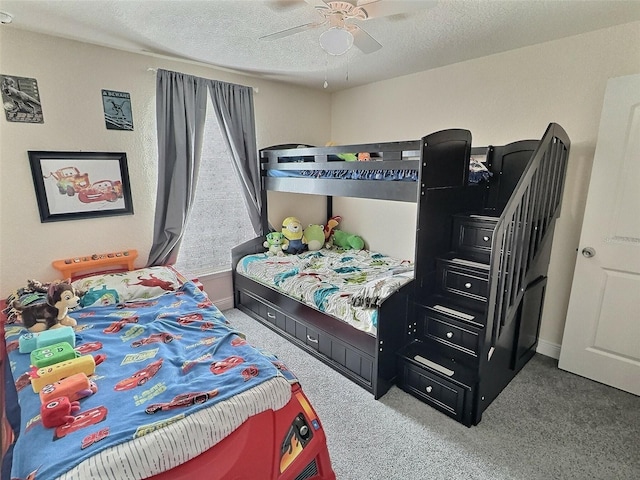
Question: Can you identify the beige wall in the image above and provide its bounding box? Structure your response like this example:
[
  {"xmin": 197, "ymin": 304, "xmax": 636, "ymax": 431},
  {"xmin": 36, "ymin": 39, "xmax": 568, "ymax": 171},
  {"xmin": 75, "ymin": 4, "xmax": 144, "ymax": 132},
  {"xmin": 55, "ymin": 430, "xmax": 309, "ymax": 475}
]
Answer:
[
  {"xmin": 0, "ymin": 28, "xmax": 330, "ymax": 299},
  {"xmin": 2, "ymin": 22, "xmax": 638, "ymax": 353},
  {"xmin": 329, "ymin": 22, "xmax": 640, "ymax": 352}
]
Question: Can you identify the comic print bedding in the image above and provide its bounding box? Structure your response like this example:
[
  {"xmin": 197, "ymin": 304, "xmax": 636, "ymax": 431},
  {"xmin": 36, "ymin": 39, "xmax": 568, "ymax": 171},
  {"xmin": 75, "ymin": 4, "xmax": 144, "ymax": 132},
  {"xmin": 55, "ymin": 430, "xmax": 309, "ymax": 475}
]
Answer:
[
  {"xmin": 235, "ymin": 249, "xmax": 414, "ymax": 335},
  {"xmin": 3, "ymin": 280, "xmax": 293, "ymax": 480}
]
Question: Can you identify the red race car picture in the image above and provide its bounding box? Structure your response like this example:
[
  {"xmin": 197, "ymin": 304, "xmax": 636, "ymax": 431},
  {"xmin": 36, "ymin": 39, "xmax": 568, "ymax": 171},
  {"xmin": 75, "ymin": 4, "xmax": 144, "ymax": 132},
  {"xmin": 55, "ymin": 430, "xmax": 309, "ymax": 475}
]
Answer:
[
  {"xmin": 210, "ymin": 355, "xmax": 244, "ymax": 375},
  {"xmin": 177, "ymin": 313, "xmax": 203, "ymax": 326},
  {"xmin": 114, "ymin": 359, "xmax": 164, "ymax": 391},
  {"xmin": 145, "ymin": 389, "xmax": 218, "ymax": 414},
  {"xmin": 131, "ymin": 332, "xmax": 175, "ymax": 348},
  {"xmin": 78, "ymin": 179, "xmax": 123, "ymax": 203},
  {"xmin": 75, "ymin": 341, "xmax": 103, "ymax": 355},
  {"xmin": 53, "ymin": 406, "xmax": 108, "ymax": 440},
  {"xmin": 103, "ymin": 316, "xmax": 139, "ymax": 333}
]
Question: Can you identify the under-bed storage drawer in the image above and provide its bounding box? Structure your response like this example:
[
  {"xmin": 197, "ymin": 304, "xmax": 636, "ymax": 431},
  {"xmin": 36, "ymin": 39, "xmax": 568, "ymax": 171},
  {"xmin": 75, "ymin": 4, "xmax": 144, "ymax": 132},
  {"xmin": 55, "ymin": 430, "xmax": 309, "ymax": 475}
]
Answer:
[{"xmin": 237, "ymin": 288, "xmax": 374, "ymax": 386}]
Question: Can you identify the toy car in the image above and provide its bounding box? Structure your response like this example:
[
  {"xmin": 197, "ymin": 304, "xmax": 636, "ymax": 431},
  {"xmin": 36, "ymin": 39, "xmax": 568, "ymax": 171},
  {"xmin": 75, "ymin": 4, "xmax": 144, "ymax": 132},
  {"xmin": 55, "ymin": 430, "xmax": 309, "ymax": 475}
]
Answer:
[
  {"xmin": 114, "ymin": 359, "xmax": 164, "ymax": 391},
  {"xmin": 145, "ymin": 389, "xmax": 218, "ymax": 414}
]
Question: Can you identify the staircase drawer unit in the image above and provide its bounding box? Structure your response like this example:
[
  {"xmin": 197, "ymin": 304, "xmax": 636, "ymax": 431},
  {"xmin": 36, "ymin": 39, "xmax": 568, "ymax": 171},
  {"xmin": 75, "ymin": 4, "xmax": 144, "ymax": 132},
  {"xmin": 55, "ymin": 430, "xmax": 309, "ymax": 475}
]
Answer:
[
  {"xmin": 437, "ymin": 258, "xmax": 490, "ymax": 306},
  {"xmin": 396, "ymin": 344, "xmax": 474, "ymax": 426},
  {"xmin": 424, "ymin": 313, "xmax": 481, "ymax": 359},
  {"xmin": 452, "ymin": 215, "xmax": 498, "ymax": 262},
  {"xmin": 401, "ymin": 363, "xmax": 466, "ymax": 418}
]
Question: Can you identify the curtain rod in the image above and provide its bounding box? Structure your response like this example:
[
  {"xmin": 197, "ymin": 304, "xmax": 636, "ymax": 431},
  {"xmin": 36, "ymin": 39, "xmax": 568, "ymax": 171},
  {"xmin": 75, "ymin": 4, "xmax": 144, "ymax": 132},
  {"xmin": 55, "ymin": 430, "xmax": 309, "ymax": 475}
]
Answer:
[{"xmin": 147, "ymin": 67, "xmax": 259, "ymax": 93}]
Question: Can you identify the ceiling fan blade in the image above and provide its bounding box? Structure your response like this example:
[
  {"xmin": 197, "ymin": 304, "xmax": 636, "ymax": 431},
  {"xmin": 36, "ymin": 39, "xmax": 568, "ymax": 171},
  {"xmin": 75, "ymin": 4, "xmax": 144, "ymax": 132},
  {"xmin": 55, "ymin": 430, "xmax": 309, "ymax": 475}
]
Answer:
[
  {"xmin": 303, "ymin": 0, "xmax": 331, "ymax": 8},
  {"xmin": 356, "ymin": 0, "xmax": 435, "ymax": 19},
  {"xmin": 351, "ymin": 25, "xmax": 382, "ymax": 54},
  {"xmin": 260, "ymin": 22, "xmax": 322, "ymax": 41}
]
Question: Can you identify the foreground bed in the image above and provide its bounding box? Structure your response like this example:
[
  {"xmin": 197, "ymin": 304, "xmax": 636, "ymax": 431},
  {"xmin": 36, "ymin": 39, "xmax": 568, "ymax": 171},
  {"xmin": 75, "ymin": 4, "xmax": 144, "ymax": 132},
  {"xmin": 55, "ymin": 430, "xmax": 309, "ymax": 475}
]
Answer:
[{"xmin": 1, "ymin": 256, "xmax": 335, "ymax": 479}]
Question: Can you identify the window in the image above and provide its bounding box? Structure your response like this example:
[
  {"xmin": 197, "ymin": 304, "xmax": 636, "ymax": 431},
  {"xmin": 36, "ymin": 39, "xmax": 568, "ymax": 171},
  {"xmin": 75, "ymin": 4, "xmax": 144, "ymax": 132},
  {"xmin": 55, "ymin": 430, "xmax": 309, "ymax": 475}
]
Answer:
[{"xmin": 174, "ymin": 94, "xmax": 255, "ymax": 277}]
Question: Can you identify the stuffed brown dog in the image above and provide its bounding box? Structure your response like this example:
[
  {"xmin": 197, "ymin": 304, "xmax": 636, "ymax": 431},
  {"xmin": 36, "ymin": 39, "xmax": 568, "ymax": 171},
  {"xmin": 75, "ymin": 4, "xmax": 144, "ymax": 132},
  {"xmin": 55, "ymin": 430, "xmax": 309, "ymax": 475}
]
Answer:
[{"xmin": 12, "ymin": 281, "xmax": 79, "ymax": 332}]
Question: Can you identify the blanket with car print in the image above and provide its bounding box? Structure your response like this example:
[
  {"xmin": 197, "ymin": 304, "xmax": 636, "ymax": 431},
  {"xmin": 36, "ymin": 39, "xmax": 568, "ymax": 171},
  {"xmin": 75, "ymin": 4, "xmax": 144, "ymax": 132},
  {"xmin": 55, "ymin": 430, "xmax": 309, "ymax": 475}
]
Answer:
[{"xmin": 4, "ymin": 280, "xmax": 293, "ymax": 480}]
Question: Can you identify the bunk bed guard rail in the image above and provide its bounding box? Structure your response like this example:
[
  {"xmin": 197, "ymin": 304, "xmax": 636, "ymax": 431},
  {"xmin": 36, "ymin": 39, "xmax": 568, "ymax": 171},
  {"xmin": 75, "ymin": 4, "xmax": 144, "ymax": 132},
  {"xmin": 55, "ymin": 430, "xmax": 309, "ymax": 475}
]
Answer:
[{"xmin": 486, "ymin": 123, "xmax": 570, "ymax": 347}]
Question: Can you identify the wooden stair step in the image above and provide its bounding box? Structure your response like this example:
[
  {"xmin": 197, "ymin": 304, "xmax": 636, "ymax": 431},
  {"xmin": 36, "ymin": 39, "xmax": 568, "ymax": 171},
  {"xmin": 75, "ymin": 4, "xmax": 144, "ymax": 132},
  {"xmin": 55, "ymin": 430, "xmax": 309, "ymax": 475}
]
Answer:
[{"xmin": 424, "ymin": 293, "xmax": 487, "ymax": 328}]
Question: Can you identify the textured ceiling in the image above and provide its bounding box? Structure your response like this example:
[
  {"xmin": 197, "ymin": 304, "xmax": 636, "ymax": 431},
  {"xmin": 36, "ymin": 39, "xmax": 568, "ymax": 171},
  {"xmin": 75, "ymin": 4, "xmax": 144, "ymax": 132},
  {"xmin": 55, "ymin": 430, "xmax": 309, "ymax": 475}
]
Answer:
[{"xmin": 1, "ymin": 0, "xmax": 639, "ymax": 92}]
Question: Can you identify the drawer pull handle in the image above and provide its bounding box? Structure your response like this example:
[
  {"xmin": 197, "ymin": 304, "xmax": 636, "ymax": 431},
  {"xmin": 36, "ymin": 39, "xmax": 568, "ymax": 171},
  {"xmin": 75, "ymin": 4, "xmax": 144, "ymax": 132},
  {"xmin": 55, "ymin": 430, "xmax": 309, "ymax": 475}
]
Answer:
[
  {"xmin": 426, "ymin": 386, "xmax": 433, "ymax": 393},
  {"xmin": 306, "ymin": 335, "xmax": 318, "ymax": 344},
  {"xmin": 464, "ymin": 282, "xmax": 472, "ymax": 289},
  {"xmin": 483, "ymin": 235, "xmax": 490, "ymax": 242},
  {"xmin": 267, "ymin": 312, "xmax": 276, "ymax": 319},
  {"xmin": 446, "ymin": 331, "xmax": 454, "ymax": 338}
]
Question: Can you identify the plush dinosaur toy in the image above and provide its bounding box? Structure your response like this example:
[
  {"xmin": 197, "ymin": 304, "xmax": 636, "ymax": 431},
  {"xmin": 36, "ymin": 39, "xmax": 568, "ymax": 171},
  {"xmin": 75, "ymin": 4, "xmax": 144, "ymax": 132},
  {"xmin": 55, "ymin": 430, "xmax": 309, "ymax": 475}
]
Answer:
[
  {"xmin": 324, "ymin": 215, "xmax": 342, "ymax": 242},
  {"xmin": 330, "ymin": 229, "xmax": 365, "ymax": 251}
]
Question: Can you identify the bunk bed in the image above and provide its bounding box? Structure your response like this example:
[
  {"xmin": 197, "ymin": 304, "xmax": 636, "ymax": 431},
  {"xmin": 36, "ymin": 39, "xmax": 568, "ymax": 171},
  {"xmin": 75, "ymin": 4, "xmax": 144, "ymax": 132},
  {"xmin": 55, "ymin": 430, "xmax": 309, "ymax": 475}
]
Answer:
[
  {"xmin": 232, "ymin": 124, "xmax": 570, "ymax": 426},
  {"xmin": 1, "ymin": 254, "xmax": 335, "ymax": 479}
]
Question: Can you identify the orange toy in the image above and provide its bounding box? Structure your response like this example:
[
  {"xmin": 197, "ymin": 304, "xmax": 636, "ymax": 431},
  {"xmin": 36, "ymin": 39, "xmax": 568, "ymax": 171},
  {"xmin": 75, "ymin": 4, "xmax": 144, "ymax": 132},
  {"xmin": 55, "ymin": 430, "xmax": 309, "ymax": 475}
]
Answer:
[{"xmin": 52, "ymin": 250, "xmax": 138, "ymax": 279}]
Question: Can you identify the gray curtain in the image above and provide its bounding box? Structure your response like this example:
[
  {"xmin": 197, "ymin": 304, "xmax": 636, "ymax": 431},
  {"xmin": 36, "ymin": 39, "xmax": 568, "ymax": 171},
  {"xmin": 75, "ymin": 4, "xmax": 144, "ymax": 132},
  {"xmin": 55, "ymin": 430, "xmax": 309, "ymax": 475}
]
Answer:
[
  {"xmin": 206, "ymin": 80, "xmax": 262, "ymax": 235},
  {"xmin": 147, "ymin": 70, "xmax": 261, "ymax": 267},
  {"xmin": 147, "ymin": 69, "xmax": 207, "ymax": 266}
]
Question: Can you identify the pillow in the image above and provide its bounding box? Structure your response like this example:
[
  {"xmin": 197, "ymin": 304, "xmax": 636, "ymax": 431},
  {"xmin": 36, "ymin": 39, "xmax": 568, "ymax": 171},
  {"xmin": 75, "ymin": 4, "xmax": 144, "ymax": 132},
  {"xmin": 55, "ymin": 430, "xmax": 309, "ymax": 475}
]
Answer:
[{"xmin": 72, "ymin": 266, "xmax": 181, "ymax": 307}]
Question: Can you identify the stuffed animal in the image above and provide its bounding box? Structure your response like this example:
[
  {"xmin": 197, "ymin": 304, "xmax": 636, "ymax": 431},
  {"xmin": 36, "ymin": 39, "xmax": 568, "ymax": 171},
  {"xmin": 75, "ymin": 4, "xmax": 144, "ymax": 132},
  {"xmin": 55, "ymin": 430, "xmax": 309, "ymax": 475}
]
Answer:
[
  {"xmin": 324, "ymin": 215, "xmax": 342, "ymax": 242},
  {"xmin": 281, "ymin": 216, "xmax": 307, "ymax": 254},
  {"xmin": 30, "ymin": 354, "xmax": 100, "ymax": 393},
  {"xmin": 330, "ymin": 229, "xmax": 365, "ymax": 251},
  {"xmin": 263, "ymin": 231, "xmax": 286, "ymax": 256},
  {"xmin": 12, "ymin": 281, "xmax": 79, "ymax": 332},
  {"xmin": 304, "ymin": 224, "xmax": 325, "ymax": 251},
  {"xmin": 40, "ymin": 396, "xmax": 81, "ymax": 428},
  {"xmin": 39, "ymin": 372, "xmax": 98, "ymax": 405}
]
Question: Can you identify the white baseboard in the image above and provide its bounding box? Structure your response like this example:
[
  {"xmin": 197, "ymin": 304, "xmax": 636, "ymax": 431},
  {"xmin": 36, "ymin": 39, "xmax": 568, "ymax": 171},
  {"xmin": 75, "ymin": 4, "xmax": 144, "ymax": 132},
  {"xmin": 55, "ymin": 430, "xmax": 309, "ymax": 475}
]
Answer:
[
  {"xmin": 536, "ymin": 339, "xmax": 561, "ymax": 359},
  {"xmin": 215, "ymin": 296, "xmax": 234, "ymax": 312}
]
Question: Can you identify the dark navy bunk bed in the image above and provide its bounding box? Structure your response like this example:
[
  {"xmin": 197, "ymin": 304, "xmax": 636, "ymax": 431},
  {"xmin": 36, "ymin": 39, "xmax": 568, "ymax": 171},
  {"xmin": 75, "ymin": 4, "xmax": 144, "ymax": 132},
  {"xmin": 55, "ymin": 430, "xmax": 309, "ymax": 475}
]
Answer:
[{"xmin": 232, "ymin": 124, "xmax": 570, "ymax": 425}]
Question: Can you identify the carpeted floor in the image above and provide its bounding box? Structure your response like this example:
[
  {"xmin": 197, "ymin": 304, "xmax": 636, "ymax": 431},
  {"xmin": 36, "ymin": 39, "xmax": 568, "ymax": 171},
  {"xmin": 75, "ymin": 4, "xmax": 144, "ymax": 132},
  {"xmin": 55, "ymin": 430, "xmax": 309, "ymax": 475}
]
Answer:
[{"xmin": 223, "ymin": 308, "xmax": 640, "ymax": 480}]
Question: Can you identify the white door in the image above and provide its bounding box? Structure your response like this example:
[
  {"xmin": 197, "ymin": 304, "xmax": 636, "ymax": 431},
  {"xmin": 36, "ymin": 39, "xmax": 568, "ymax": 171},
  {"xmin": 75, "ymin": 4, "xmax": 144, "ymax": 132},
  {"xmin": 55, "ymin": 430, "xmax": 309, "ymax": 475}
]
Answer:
[{"xmin": 558, "ymin": 74, "xmax": 640, "ymax": 395}]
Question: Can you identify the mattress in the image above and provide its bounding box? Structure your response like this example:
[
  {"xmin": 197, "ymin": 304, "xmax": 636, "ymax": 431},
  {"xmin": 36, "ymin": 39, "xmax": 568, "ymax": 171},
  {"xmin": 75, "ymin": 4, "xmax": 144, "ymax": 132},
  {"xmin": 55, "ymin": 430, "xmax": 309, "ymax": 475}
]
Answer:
[{"xmin": 236, "ymin": 249, "xmax": 414, "ymax": 335}]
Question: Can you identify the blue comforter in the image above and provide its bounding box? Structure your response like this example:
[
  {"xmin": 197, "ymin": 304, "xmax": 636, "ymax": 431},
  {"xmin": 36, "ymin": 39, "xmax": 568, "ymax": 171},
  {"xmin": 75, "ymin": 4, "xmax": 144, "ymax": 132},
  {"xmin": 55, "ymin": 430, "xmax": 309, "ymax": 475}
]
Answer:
[{"xmin": 4, "ymin": 281, "xmax": 289, "ymax": 480}]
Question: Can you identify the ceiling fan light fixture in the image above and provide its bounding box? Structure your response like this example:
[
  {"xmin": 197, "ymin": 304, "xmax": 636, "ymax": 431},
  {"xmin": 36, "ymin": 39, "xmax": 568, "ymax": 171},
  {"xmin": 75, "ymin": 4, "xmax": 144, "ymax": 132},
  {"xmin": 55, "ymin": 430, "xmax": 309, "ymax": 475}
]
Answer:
[{"xmin": 319, "ymin": 26, "xmax": 353, "ymax": 56}]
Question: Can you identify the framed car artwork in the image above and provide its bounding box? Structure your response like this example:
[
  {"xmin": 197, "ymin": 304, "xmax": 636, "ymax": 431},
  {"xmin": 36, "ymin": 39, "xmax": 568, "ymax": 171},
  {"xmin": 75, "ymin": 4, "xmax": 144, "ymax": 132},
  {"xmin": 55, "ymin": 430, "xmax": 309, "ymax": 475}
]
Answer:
[{"xmin": 28, "ymin": 151, "xmax": 134, "ymax": 222}]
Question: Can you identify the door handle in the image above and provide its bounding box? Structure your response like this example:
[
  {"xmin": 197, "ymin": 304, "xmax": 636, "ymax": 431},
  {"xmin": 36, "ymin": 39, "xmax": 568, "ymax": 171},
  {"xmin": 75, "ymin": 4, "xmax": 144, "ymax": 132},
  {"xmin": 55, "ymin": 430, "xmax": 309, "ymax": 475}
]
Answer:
[{"xmin": 582, "ymin": 247, "xmax": 596, "ymax": 258}]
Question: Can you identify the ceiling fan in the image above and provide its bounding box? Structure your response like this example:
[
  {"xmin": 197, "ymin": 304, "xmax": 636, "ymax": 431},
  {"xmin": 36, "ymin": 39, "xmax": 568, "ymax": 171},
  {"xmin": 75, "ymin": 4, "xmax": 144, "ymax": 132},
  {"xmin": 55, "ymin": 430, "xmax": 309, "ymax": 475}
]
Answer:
[{"xmin": 261, "ymin": 0, "xmax": 430, "ymax": 55}]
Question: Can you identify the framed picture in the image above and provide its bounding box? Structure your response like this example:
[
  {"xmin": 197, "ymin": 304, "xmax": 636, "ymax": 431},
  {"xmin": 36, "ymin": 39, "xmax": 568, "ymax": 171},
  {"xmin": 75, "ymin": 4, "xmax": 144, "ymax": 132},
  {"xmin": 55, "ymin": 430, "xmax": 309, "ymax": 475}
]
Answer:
[{"xmin": 28, "ymin": 151, "xmax": 134, "ymax": 222}]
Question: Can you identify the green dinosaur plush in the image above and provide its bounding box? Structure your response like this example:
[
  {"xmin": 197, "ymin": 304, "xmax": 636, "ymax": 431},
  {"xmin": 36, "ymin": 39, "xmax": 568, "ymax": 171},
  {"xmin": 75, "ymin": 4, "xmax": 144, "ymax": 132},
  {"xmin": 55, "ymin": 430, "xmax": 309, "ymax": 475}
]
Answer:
[{"xmin": 331, "ymin": 229, "xmax": 364, "ymax": 250}]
